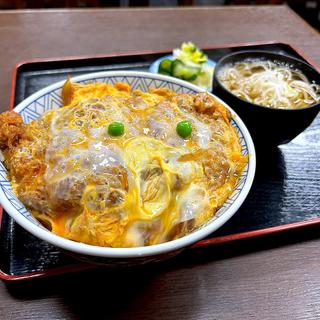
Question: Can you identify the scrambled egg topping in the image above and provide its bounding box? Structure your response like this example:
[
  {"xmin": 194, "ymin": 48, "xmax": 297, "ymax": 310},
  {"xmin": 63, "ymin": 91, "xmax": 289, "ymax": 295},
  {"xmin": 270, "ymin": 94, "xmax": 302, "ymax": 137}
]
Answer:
[{"xmin": 0, "ymin": 80, "xmax": 247, "ymax": 247}]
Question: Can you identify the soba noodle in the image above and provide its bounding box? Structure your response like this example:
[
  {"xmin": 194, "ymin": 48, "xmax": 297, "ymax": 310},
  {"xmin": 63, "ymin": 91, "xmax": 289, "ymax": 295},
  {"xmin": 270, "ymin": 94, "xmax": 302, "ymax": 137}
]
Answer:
[{"xmin": 217, "ymin": 60, "xmax": 320, "ymax": 109}]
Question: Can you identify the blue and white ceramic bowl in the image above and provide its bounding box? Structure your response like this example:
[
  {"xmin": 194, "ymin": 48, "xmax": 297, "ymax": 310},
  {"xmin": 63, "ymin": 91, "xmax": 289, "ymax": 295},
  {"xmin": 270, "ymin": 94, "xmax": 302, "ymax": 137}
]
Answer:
[{"xmin": 0, "ymin": 71, "xmax": 255, "ymax": 265}]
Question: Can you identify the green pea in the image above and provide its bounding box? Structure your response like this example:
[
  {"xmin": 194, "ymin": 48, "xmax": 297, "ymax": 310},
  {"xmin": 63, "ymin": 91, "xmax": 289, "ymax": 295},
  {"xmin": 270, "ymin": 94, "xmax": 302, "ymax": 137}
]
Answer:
[
  {"xmin": 108, "ymin": 122, "xmax": 125, "ymax": 137},
  {"xmin": 176, "ymin": 120, "xmax": 192, "ymax": 139}
]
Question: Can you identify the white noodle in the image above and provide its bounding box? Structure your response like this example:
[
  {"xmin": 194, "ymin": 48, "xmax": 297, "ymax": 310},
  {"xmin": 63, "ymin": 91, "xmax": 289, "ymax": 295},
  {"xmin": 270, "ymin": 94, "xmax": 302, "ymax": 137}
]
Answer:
[{"xmin": 218, "ymin": 60, "xmax": 320, "ymax": 109}]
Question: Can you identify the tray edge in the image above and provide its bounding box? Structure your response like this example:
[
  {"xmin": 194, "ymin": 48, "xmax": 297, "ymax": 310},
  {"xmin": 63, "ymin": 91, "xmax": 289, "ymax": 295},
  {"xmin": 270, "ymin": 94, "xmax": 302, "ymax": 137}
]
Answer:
[{"xmin": 2, "ymin": 40, "xmax": 320, "ymax": 281}]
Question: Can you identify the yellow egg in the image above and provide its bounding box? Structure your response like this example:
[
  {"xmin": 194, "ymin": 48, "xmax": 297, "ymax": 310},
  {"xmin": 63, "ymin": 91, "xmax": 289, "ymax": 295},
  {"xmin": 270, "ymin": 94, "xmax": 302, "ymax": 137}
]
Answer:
[{"xmin": 0, "ymin": 81, "xmax": 248, "ymax": 247}]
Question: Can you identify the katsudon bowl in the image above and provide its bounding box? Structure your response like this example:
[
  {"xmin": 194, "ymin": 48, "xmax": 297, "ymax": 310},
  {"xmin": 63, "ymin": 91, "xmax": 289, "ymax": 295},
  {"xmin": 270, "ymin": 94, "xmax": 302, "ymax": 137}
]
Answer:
[{"xmin": 0, "ymin": 71, "xmax": 255, "ymax": 265}]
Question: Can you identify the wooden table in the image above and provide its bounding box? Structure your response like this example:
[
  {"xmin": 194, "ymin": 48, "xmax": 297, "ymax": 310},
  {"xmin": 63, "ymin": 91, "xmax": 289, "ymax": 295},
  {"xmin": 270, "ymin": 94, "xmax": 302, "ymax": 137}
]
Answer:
[{"xmin": 0, "ymin": 5, "xmax": 319, "ymax": 319}]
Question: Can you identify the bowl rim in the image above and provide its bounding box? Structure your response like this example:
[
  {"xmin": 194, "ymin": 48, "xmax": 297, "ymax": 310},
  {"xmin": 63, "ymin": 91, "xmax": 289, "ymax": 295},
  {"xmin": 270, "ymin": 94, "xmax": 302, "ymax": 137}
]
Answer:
[
  {"xmin": 0, "ymin": 70, "xmax": 256, "ymax": 258},
  {"xmin": 213, "ymin": 50, "xmax": 320, "ymax": 111}
]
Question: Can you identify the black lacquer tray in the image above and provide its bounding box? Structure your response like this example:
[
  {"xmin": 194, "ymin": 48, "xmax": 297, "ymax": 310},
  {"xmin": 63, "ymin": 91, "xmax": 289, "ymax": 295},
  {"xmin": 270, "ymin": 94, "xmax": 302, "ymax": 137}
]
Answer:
[{"xmin": 1, "ymin": 41, "xmax": 319, "ymax": 280}]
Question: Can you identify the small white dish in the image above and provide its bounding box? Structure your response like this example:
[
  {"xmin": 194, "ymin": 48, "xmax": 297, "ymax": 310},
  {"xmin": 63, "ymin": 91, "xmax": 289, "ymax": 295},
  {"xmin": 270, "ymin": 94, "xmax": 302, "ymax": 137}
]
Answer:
[{"xmin": 149, "ymin": 55, "xmax": 216, "ymax": 74}]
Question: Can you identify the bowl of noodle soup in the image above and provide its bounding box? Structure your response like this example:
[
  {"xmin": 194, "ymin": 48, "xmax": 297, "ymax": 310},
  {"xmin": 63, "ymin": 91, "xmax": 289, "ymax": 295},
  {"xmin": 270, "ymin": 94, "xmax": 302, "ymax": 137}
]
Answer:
[{"xmin": 213, "ymin": 51, "xmax": 320, "ymax": 146}]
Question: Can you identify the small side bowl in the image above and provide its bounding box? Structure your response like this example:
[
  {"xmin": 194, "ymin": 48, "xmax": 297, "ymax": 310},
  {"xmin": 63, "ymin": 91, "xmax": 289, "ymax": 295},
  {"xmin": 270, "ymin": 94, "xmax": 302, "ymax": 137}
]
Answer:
[
  {"xmin": 149, "ymin": 55, "xmax": 216, "ymax": 74},
  {"xmin": 149, "ymin": 55, "xmax": 216, "ymax": 90},
  {"xmin": 212, "ymin": 50, "xmax": 320, "ymax": 146},
  {"xmin": 0, "ymin": 71, "xmax": 255, "ymax": 266}
]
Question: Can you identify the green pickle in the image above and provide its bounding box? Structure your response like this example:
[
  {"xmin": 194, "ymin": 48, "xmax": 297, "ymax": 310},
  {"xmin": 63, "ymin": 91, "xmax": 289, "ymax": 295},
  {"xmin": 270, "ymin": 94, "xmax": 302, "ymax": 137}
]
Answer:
[
  {"xmin": 158, "ymin": 59, "xmax": 173, "ymax": 75},
  {"xmin": 171, "ymin": 60, "xmax": 200, "ymax": 81}
]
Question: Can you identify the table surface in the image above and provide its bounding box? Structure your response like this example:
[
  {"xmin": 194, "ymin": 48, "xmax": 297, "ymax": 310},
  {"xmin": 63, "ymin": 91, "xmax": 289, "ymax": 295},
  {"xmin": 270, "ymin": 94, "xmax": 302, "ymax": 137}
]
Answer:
[{"xmin": 0, "ymin": 5, "xmax": 320, "ymax": 320}]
